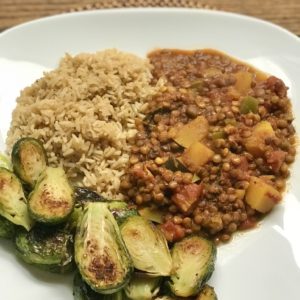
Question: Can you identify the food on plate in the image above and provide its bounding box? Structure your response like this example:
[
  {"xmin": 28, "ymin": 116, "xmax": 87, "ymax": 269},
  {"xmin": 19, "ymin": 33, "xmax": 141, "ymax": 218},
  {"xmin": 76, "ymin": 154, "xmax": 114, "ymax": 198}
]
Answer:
[
  {"xmin": 121, "ymin": 49, "xmax": 296, "ymax": 244},
  {"xmin": 245, "ymin": 176, "xmax": 281, "ymax": 213},
  {"xmin": 106, "ymin": 201, "xmax": 139, "ymax": 225},
  {"xmin": 0, "ymin": 167, "xmax": 34, "ymax": 230},
  {"xmin": 11, "ymin": 137, "xmax": 47, "ymax": 187},
  {"xmin": 0, "ymin": 47, "xmax": 296, "ymax": 300},
  {"xmin": 28, "ymin": 166, "xmax": 74, "ymax": 224},
  {"xmin": 168, "ymin": 235, "xmax": 216, "ymax": 297},
  {"xmin": 73, "ymin": 272, "xmax": 124, "ymax": 300},
  {"xmin": 74, "ymin": 202, "xmax": 133, "ymax": 294},
  {"xmin": 0, "ymin": 153, "xmax": 12, "ymax": 170},
  {"xmin": 196, "ymin": 285, "xmax": 218, "ymax": 300},
  {"xmin": 15, "ymin": 225, "xmax": 74, "ymax": 273},
  {"xmin": 120, "ymin": 215, "xmax": 172, "ymax": 276},
  {"xmin": 0, "ymin": 215, "xmax": 15, "ymax": 239},
  {"xmin": 6, "ymin": 49, "xmax": 162, "ymax": 199},
  {"xmin": 124, "ymin": 273, "xmax": 161, "ymax": 300}
]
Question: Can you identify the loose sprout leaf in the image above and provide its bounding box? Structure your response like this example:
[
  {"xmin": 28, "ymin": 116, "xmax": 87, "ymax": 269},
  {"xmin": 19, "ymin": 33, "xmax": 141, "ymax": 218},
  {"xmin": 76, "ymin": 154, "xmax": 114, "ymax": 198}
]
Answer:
[
  {"xmin": 0, "ymin": 154, "xmax": 12, "ymax": 170},
  {"xmin": 138, "ymin": 206, "xmax": 164, "ymax": 224}
]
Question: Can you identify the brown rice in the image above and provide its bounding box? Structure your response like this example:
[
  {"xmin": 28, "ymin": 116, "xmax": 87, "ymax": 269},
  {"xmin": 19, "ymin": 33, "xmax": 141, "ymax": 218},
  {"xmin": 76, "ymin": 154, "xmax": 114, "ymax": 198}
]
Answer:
[{"xmin": 7, "ymin": 49, "xmax": 162, "ymax": 198}]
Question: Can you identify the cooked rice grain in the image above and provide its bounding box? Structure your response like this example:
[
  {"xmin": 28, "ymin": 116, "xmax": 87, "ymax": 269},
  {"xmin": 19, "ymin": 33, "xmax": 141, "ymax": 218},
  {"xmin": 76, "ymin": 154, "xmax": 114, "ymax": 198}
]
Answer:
[{"xmin": 7, "ymin": 49, "xmax": 162, "ymax": 198}]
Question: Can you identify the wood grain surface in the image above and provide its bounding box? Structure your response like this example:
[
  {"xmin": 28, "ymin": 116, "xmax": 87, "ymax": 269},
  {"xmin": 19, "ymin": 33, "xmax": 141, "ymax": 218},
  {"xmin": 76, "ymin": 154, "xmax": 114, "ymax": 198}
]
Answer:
[{"xmin": 0, "ymin": 0, "xmax": 299, "ymax": 36}]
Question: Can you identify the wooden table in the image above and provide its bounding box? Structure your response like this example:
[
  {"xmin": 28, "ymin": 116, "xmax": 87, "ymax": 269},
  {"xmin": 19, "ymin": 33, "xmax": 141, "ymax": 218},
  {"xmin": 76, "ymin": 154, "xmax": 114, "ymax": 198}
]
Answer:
[{"xmin": 0, "ymin": 0, "xmax": 299, "ymax": 36}]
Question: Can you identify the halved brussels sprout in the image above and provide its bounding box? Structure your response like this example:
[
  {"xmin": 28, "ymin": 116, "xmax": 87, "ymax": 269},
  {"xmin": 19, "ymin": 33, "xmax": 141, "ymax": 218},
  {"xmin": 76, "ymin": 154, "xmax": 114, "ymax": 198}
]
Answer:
[
  {"xmin": 154, "ymin": 297, "xmax": 174, "ymax": 300},
  {"xmin": 125, "ymin": 273, "xmax": 161, "ymax": 300},
  {"xmin": 75, "ymin": 202, "xmax": 133, "ymax": 294},
  {"xmin": 15, "ymin": 225, "xmax": 74, "ymax": 273},
  {"xmin": 168, "ymin": 235, "xmax": 216, "ymax": 297},
  {"xmin": 11, "ymin": 137, "xmax": 47, "ymax": 187},
  {"xmin": 196, "ymin": 285, "xmax": 218, "ymax": 300},
  {"xmin": 28, "ymin": 167, "xmax": 74, "ymax": 224},
  {"xmin": 0, "ymin": 215, "xmax": 15, "ymax": 239},
  {"xmin": 120, "ymin": 215, "xmax": 172, "ymax": 276},
  {"xmin": 73, "ymin": 272, "xmax": 124, "ymax": 300},
  {"xmin": 0, "ymin": 167, "xmax": 33, "ymax": 230}
]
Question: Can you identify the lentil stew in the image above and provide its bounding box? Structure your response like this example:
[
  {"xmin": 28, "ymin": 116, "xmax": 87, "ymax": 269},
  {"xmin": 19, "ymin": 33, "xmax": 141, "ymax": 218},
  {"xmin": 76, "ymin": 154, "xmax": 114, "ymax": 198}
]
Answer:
[{"xmin": 121, "ymin": 49, "xmax": 296, "ymax": 244}]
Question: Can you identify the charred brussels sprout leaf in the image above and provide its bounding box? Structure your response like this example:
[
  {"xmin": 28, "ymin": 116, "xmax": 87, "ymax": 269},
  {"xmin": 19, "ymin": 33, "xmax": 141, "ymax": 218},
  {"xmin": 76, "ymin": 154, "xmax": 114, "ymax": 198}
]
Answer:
[
  {"xmin": 11, "ymin": 137, "xmax": 47, "ymax": 187},
  {"xmin": 70, "ymin": 200, "xmax": 138, "ymax": 231},
  {"xmin": 68, "ymin": 187, "xmax": 106, "ymax": 231},
  {"xmin": 168, "ymin": 235, "xmax": 216, "ymax": 297},
  {"xmin": 28, "ymin": 167, "xmax": 74, "ymax": 224},
  {"xmin": 73, "ymin": 273, "xmax": 124, "ymax": 300},
  {"xmin": 0, "ymin": 167, "xmax": 33, "ymax": 230},
  {"xmin": 125, "ymin": 273, "xmax": 161, "ymax": 300},
  {"xmin": 75, "ymin": 202, "xmax": 133, "ymax": 294},
  {"xmin": 196, "ymin": 285, "xmax": 218, "ymax": 300},
  {"xmin": 15, "ymin": 225, "xmax": 74, "ymax": 273},
  {"xmin": 74, "ymin": 187, "xmax": 106, "ymax": 206},
  {"xmin": 0, "ymin": 215, "xmax": 16, "ymax": 239},
  {"xmin": 120, "ymin": 215, "xmax": 172, "ymax": 276}
]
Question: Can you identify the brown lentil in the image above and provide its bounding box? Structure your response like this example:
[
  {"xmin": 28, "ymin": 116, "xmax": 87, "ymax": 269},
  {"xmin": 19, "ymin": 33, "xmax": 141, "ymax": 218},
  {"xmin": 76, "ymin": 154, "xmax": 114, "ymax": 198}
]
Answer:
[{"xmin": 120, "ymin": 49, "xmax": 296, "ymax": 244}]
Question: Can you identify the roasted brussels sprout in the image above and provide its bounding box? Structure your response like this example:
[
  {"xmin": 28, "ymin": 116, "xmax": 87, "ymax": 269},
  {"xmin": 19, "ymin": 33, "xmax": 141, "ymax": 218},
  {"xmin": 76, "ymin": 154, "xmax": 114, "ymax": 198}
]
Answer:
[
  {"xmin": 11, "ymin": 137, "xmax": 47, "ymax": 187},
  {"xmin": 28, "ymin": 167, "xmax": 74, "ymax": 224},
  {"xmin": 196, "ymin": 285, "xmax": 218, "ymax": 300},
  {"xmin": 125, "ymin": 273, "xmax": 161, "ymax": 300},
  {"xmin": 15, "ymin": 225, "xmax": 74, "ymax": 273},
  {"xmin": 73, "ymin": 272, "xmax": 124, "ymax": 300},
  {"xmin": 75, "ymin": 202, "xmax": 133, "ymax": 294},
  {"xmin": 0, "ymin": 215, "xmax": 15, "ymax": 239},
  {"xmin": 120, "ymin": 215, "xmax": 172, "ymax": 276},
  {"xmin": 168, "ymin": 235, "xmax": 216, "ymax": 297},
  {"xmin": 0, "ymin": 167, "xmax": 33, "ymax": 230}
]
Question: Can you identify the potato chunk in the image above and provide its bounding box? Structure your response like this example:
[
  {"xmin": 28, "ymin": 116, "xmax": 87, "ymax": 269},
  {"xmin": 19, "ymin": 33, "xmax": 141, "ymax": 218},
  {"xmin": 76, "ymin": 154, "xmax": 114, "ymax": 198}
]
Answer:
[
  {"xmin": 173, "ymin": 116, "xmax": 209, "ymax": 148},
  {"xmin": 234, "ymin": 71, "xmax": 253, "ymax": 95},
  {"xmin": 245, "ymin": 176, "xmax": 281, "ymax": 213},
  {"xmin": 244, "ymin": 121, "xmax": 275, "ymax": 157},
  {"xmin": 180, "ymin": 142, "xmax": 214, "ymax": 172}
]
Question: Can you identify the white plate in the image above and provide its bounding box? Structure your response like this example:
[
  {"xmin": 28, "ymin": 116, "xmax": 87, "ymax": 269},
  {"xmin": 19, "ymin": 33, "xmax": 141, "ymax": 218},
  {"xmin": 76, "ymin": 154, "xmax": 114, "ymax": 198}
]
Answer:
[{"xmin": 1, "ymin": 8, "xmax": 300, "ymax": 300}]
